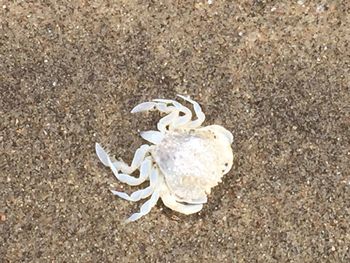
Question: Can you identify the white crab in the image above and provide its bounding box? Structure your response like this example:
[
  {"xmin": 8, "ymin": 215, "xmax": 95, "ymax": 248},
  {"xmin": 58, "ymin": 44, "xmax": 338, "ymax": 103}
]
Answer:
[{"xmin": 96, "ymin": 95, "xmax": 233, "ymax": 222}]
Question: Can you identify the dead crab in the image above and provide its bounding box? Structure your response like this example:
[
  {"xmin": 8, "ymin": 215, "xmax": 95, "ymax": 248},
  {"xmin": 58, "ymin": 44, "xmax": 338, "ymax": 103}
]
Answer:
[{"xmin": 96, "ymin": 95, "xmax": 233, "ymax": 222}]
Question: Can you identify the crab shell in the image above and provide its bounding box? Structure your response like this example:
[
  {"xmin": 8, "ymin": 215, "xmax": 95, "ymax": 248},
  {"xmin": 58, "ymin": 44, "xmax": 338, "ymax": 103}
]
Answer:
[{"xmin": 151, "ymin": 125, "xmax": 233, "ymax": 204}]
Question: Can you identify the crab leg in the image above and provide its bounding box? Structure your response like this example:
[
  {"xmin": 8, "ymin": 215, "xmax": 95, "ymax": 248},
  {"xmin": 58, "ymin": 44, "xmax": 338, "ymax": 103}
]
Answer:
[
  {"xmin": 177, "ymin": 95, "xmax": 206, "ymax": 128},
  {"xmin": 157, "ymin": 176, "xmax": 204, "ymax": 214},
  {"xmin": 112, "ymin": 145, "xmax": 151, "ymax": 174},
  {"xmin": 96, "ymin": 143, "xmax": 154, "ymax": 186},
  {"xmin": 111, "ymin": 187, "xmax": 153, "ymax": 202},
  {"xmin": 161, "ymin": 194, "xmax": 203, "ymax": 215},
  {"xmin": 132, "ymin": 98, "xmax": 193, "ymax": 130},
  {"xmin": 131, "ymin": 100, "xmax": 185, "ymax": 131},
  {"xmin": 108, "ymin": 156, "xmax": 153, "ymax": 186},
  {"xmin": 153, "ymin": 98, "xmax": 192, "ymax": 128},
  {"xmin": 153, "ymin": 99, "xmax": 190, "ymax": 111},
  {"xmin": 95, "ymin": 143, "xmax": 113, "ymax": 167},
  {"xmin": 156, "ymin": 111, "xmax": 179, "ymax": 132},
  {"xmin": 175, "ymin": 195, "xmax": 208, "ymax": 205},
  {"xmin": 96, "ymin": 143, "xmax": 150, "ymax": 175},
  {"xmin": 130, "ymin": 102, "xmax": 156, "ymax": 113},
  {"xmin": 125, "ymin": 191, "xmax": 160, "ymax": 222},
  {"xmin": 111, "ymin": 164, "xmax": 158, "ymax": 202},
  {"xmin": 131, "ymin": 101, "xmax": 176, "ymax": 114},
  {"xmin": 125, "ymin": 168, "xmax": 161, "ymax": 222},
  {"xmin": 140, "ymin": 130, "xmax": 164, "ymax": 144}
]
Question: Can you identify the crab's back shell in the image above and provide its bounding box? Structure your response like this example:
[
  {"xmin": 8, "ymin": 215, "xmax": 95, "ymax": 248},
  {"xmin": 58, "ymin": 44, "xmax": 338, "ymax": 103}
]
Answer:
[{"xmin": 152, "ymin": 128, "xmax": 233, "ymax": 202}]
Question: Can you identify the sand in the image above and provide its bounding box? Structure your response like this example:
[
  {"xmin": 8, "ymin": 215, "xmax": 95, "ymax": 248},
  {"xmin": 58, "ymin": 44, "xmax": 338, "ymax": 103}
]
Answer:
[{"xmin": 1, "ymin": 1, "xmax": 349, "ymax": 262}]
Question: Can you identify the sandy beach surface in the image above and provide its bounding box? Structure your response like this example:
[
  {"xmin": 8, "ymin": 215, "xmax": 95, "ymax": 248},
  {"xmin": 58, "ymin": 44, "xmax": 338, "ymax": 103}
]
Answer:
[{"xmin": 1, "ymin": 1, "xmax": 349, "ymax": 262}]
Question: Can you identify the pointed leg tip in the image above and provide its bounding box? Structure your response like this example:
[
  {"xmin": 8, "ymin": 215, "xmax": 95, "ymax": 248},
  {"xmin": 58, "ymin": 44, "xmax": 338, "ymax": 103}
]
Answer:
[
  {"xmin": 110, "ymin": 189, "xmax": 119, "ymax": 195},
  {"xmin": 122, "ymin": 219, "xmax": 132, "ymax": 225},
  {"xmin": 95, "ymin": 142, "xmax": 101, "ymax": 150},
  {"xmin": 125, "ymin": 214, "xmax": 138, "ymax": 223},
  {"xmin": 177, "ymin": 94, "xmax": 186, "ymax": 99},
  {"xmin": 95, "ymin": 143, "xmax": 111, "ymax": 167},
  {"xmin": 131, "ymin": 102, "xmax": 156, "ymax": 113}
]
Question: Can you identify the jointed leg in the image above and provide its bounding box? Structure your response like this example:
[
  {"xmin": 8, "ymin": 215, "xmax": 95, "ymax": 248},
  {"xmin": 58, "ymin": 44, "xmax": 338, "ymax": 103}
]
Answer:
[
  {"xmin": 161, "ymin": 194, "xmax": 203, "ymax": 215},
  {"xmin": 124, "ymin": 168, "xmax": 161, "ymax": 222},
  {"xmin": 131, "ymin": 101, "xmax": 176, "ymax": 114},
  {"xmin": 177, "ymin": 95, "xmax": 206, "ymax": 128},
  {"xmin": 96, "ymin": 143, "xmax": 113, "ymax": 167},
  {"xmin": 153, "ymin": 99, "xmax": 192, "ymax": 117},
  {"xmin": 108, "ymin": 157, "xmax": 152, "ymax": 186},
  {"xmin": 125, "ymin": 191, "xmax": 160, "ymax": 222},
  {"xmin": 96, "ymin": 143, "xmax": 150, "ymax": 174},
  {"xmin": 153, "ymin": 99, "xmax": 192, "ymax": 129},
  {"xmin": 175, "ymin": 195, "xmax": 208, "ymax": 205},
  {"xmin": 112, "ymin": 145, "xmax": 150, "ymax": 174},
  {"xmin": 140, "ymin": 131, "xmax": 164, "ymax": 144},
  {"xmin": 131, "ymin": 98, "xmax": 193, "ymax": 131},
  {"xmin": 112, "ymin": 187, "xmax": 153, "ymax": 202},
  {"xmin": 111, "ymin": 165, "xmax": 158, "ymax": 202},
  {"xmin": 157, "ymin": 176, "xmax": 204, "ymax": 215},
  {"xmin": 157, "ymin": 111, "xmax": 178, "ymax": 132},
  {"xmin": 96, "ymin": 143, "xmax": 153, "ymax": 186}
]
